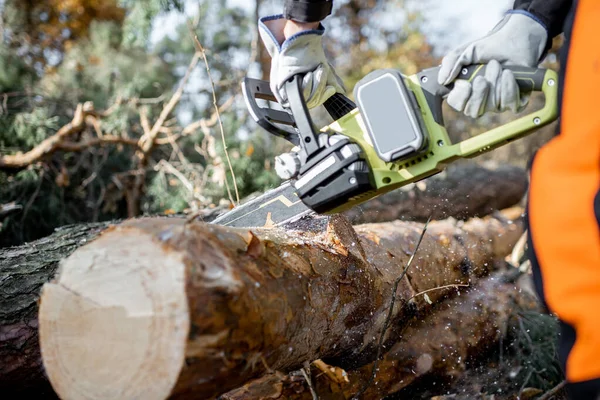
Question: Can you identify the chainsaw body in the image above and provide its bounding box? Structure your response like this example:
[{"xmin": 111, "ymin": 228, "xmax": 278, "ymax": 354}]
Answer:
[{"xmin": 240, "ymin": 64, "xmax": 558, "ymax": 217}]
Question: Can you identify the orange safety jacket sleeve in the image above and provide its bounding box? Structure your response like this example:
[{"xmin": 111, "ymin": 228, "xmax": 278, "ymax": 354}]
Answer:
[{"xmin": 527, "ymin": 0, "xmax": 600, "ymax": 399}]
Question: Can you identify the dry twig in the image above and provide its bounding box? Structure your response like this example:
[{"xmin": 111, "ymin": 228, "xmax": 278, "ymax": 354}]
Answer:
[
  {"xmin": 56, "ymin": 136, "xmax": 140, "ymax": 152},
  {"xmin": 537, "ymin": 380, "xmax": 567, "ymax": 400},
  {"xmin": 511, "ymin": 230, "xmax": 528, "ymax": 267},
  {"xmin": 137, "ymin": 53, "xmax": 200, "ymax": 160},
  {"xmin": 190, "ymin": 27, "xmax": 240, "ymax": 206},
  {"xmin": 410, "ymin": 284, "xmax": 470, "ymax": 303},
  {"xmin": 351, "ymin": 216, "xmax": 432, "ymax": 400},
  {"xmin": 301, "ymin": 361, "xmax": 319, "ymax": 400}
]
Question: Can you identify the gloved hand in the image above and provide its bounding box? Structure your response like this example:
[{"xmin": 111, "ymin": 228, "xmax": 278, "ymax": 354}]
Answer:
[
  {"xmin": 259, "ymin": 14, "xmax": 345, "ymax": 109},
  {"xmin": 437, "ymin": 12, "xmax": 548, "ymax": 118}
]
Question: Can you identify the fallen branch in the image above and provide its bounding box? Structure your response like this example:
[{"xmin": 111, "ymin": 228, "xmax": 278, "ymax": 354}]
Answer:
[
  {"xmin": 136, "ymin": 53, "xmax": 200, "ymax": 160},
  {"xmin": 121, "ymin": 51, "xmax": 202, "ymax": 217},
  {"xmin": 0, "ymin": 103, "xmax": 95, "ymax": 169},
  {"xmin": 38, "ymin": 209, "xmax": 524, "ymax": 399},
  {"xmin": 55, "ymin": 136, "xmax": 140, "ymax": 152}
]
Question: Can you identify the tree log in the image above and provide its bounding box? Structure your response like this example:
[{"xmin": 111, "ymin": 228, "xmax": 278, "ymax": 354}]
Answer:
[
  {"xmin": 38, "ymin": 209, "xmax": 524, "ymax": 399},
  {"xmin": 219, "ymin": 270, "xmax": 541, "ymax": 400},
  {"xmin": 0, "ymin": 222, "xmax": 111, "ymax": 398},
  {"xmin": 343, "ymin": 163, "xmax": 528, "ymax": 224}
]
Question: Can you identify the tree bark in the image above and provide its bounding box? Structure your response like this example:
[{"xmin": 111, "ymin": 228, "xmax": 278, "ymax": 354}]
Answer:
[
  {"xmin": 38, "ymin": 209, "xmax": 524, "ymax": 400},
  {"xmin": 343, "ymin": 163, "xmax": 528, "ymax": 224},
  {"xmin": 0, "ymin": 222, "xmax": 111, "ymax": 398},
  {"xmin": 219, "ymin": 270, "xmax": 541, "ymax": 400}
]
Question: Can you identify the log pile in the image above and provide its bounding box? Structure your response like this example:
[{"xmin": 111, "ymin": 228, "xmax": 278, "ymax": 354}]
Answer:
[
  {"xmin": 38, "ymin": 208, "xmax": 524, "ymax": 399},
  {"xmin": 0, "ymin": 164, "xmax": 536, "ymax": 399}
]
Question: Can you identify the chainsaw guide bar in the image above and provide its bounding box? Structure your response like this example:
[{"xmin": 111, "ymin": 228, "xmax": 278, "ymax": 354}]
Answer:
[{"xmin": 211, "ymin": 182, "xmax": 314, "ymax": 228}]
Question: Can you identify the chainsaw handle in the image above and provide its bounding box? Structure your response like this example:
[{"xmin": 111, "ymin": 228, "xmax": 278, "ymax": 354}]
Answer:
[
  {"xmin": 417, "ymin": 64, "xmax": 550, "ymax": 126},
  {"xmin": 242, "ymin": 77, "xmax": 300, "ymax": 145},
  {"xmin": 242, "ymin": 76, "xmax": 356, "ymax": 149},
  {"xmin": 284, "ymin": 75, "xmax": 321, "ymax": 155},
  {"xmin": 409, "ymin": 65, "xmax": 558, "ymax": 162},
  {"xmin": 453, "ymin": 64, "xmax": 547, "ymax": 92}
]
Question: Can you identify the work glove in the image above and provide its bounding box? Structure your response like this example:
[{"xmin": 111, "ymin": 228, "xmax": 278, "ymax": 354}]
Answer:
[
  {"xmin": 437, "ymin": 12, "xmax": 548, "ymax": 118},
  {"xmin": 259, "ymin": 15, "xmax": 346, "ymax": 109}
]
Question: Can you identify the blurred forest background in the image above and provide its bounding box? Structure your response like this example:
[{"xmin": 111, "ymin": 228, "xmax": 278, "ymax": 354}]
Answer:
[{"xmin": 0, "ymin": 0, "xmax": 560, "ymax": 248}]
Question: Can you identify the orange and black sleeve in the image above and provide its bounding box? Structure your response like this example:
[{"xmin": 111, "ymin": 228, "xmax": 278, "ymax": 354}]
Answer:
[{"xmin": 526, "ymin": 0, "xmax": 600, "ymax": 398}]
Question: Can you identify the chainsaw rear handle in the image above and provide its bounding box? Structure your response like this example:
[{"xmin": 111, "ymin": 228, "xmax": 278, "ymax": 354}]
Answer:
[
  {"xmin": 455, "ymin": 64, "xmax": 547, "ymax": 91},
  {"xmin": 241, "ymin": 76, "xmax": 355, "ymax": 148},
  {"xmin": 417, "ymin": 64, "xmax": 549, "ymax": 126},
  {"xmin": 242, "ymin": 78, "xmax": 299, "ymax": 145}
]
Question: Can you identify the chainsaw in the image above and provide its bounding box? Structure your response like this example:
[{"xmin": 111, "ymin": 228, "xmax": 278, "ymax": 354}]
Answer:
[{"xmin": 211, "ymin": 64, "xmax": 558, "ymax": 228}]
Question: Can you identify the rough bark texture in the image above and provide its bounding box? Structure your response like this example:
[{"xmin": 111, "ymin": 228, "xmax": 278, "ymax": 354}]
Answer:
[
  {"xmin": 343, "ymin": 163, "xmax": 528, "ymax": 224},
  {"xmin": 219, "ymin": 270, "xmax": 541, "ymax": 400},
  {"xmin": 38, "ymin": 210, "xmax": 524, "ymax": 399},
  {"xmin": 0, "ymin": 222, "xmax": 110, "ymax": 398}
]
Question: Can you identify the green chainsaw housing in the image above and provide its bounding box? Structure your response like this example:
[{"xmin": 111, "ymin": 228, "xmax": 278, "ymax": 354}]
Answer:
[
  {"xmin": 220, "ymin": 64, "xmax": 560, "ymax": 228},
  {"xmin": 319, "ymin": 66, "xmax": 559, "ymax": 214}
]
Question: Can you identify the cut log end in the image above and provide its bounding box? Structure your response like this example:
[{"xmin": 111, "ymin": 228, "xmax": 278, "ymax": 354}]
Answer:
[{"xmin": 39, "ymin": 227, "xmax": 190, "ymax": 400}]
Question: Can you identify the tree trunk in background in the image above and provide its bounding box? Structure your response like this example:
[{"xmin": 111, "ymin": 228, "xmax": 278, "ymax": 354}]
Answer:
[
  {"xmin": 253, "ymin": 0, "xmax": 270, "ymax": 80},
  {"xmin": 219, "ymin": 270, "xmax": 541, "ymax": 400},
  {"xmin": 343, "ymin": 163, "xmax": 528, "ymax": 224},
  {"xmin": 38, "ymin": 210, "xmax": 523, "ymax": 399},
  {"xmin": 0, "ymin": 222, "xmax": 111, "ymax": 398}
]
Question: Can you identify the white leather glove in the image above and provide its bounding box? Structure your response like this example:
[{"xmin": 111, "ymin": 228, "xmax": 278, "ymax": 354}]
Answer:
[
  {"xmin": 259, "ymin": 15, "xmax": 345, "ymax": 109},
  {"xmin": 437, "ymin": 12, "xmax": 548, "ymax": 118}
]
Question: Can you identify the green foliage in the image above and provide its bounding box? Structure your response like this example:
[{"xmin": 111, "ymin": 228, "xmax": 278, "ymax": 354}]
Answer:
[
  {"xmin": 12, "ymin": 109, "xmax": 60, "ymax": 148},
  {"xmin": 41, "ymin": 21, "xmax": 175, "ymax": 109},
  {"xmin": 0, "ymin": 11, "xmax": 182, "ymax": 247},
  {"xmin": 119, "ymin": 0, "xmax": 184, "ymax": 48},
  {"xmin": 229, "ymin": 135, "xmax": 282, "ymax": 197},
  {"xmin": 0, "ymin": 47, "xmax": 35, "ymax": 92},
  {"xmin": 146, "ymin": 171, "xmax": 192, "ymax": 213}
]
